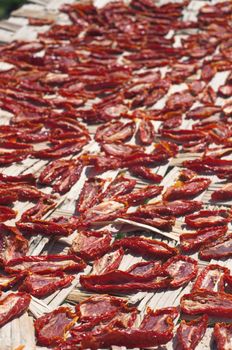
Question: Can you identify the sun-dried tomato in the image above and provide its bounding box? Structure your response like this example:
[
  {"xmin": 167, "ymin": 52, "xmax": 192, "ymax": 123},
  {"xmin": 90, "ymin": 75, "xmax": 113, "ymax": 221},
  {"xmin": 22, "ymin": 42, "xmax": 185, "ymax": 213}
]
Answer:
[
  {"xmin": 29, "ymin": 17, "xmax": 54, "ymax": 26},
  {"xmin": 192, "ymin": 264, "xmax": 229, "ymax": 293},
  {"xmin": 19, "ymin": 272, "xmax": 74, "ymax": 298},
  {"xmin": 95, "ymin": 121, "xmax": 135, "ymax": 143},
  {"xmin": 214, "ymin": 323, "xmax": 232, "ymax": 350},
  {"xmin": 92, "ymin": 248, "xmax": 124, "ymax": 275},
  {"xmin": 127, "ymin": 260, "xmax": 162, "ymax": 278},
  {"xmin": 76, "ymin": 177, "xmax": 106, "ymax": 214},
  {"xmin": 177, "ymin": 315, "xmax": 208, "ymax": 350},
  {"xmin": 139, "ymin": 200, "xmax": 202, "ymax": 217},
  {"xmin": 16, "ymin": 219, "xmax": 74, "ymax": 237},
  {"xmin": 161, "ymin": 129, "xmax": 206, "ymax": 144},
  {"xmin": 199, "ymin": 232, "xmax": 232, "ymax": 260},
  {"xmin": 34, "ymin": 138, "xmax": 88, "ymax": 159},
  {"xmin": 0, "ymin": 206, "xmax": 16, "ymax": 222},
  {"xmin": 79, "ymin": 307, "xmax": 178, "ymax": 349},
  {"xmin": 80, "ymin": 200, "xmax": 127, "ymax": 227},
  {"xmin": 129, "ymin": 166, "xmax": 163, "ymax": 183},
  {"xmin": 35, "ymin": 307, "xmax": 78, "ymax": 346},
  {"xmin": 40, "ymin": 159, "xmax": 83, "ymax": 194},
  {"xmin": 186, "ymin": 106, "xmax": 221, "ymax": 120},
  {"xmin": 99, "ymin": 175, "xmax": 136, "ymax": 201},
  {"xmin": 0, "ymin": 183, "xmax": 51, "ymax": 202},
  {"xmin": 0, "ymin": 224, "xmax": 28, "ymax": 266},
  {"xmin": 163, "ymin": 255, "xmax": 198, "ymax": 288},
  {"xmin": 211, "ymin": 183, "xmax": 232, "ymax": 201},
  {"xmin": 101, "ymin": 142, "xmax": 143, "ymax": 159},
  {"xmin": 116, "ymin": 185, "xmax": 163, "ymax": 205},
  {"xmin": 0, "ymin": 173, "xmax": 36, "ymax": 185},
  {"xmin": 6, "ymin": 255, "xmax": 86, "ymax": 275},
  {"xmin": 0, "ymin": 292, "xmax": 31, "ymax": 328},
  {"xmin": 0, "ymin": 273, "xmax": 25, "ymax": 291},
  {"xmin": 76, "ymin": 294, "xmax": 132, "ymax": 325},
  {"xmin": 113, "ymin": 236, "xmax": 177, "ymax": 259},
  {"xmin": 181, "ymin": 290, "xmax": 232, "ymax": 318},
  {"xmin": 185, "ymin": 209, "xmax": 230, "ymax": 229},
  {"xmin": 20, "ymin": 198, "xmax": 56, "ymax": 222},
  {"xmin": 165, "ymin": 90, "xmax": 195, "ymax": 111},
  {"xmin": 163, "ymin": 178, "xmax": 211, "ymax": 201},
  {"xmin": 180, "ymin": 226, "xmax": 227, "ymax": 252},
  {"xmin": 70, "ymin": 230, "xmax": 112, "ymax": 261},
  {"xmin": 184, "ymin": 157, "xmax": 232, "ymax": 175},
  {"xmin": 80, "ymin": 269, "xmax": 170, "ymax": 293},
  {"xmin": 121, "ymin": 212, "xmax": 175, "ymax": 231},
  {"xmin": 137, "ymin": 119, "xmax": 155, "ymax": 145}
]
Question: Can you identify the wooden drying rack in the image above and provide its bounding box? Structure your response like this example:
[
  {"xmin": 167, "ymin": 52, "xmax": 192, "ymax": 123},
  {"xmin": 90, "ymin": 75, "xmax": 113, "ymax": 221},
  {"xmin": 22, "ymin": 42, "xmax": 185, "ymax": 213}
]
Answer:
[{"xmin": 0, "ymin": 0, "xmax": 231, "ymax": 349}]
